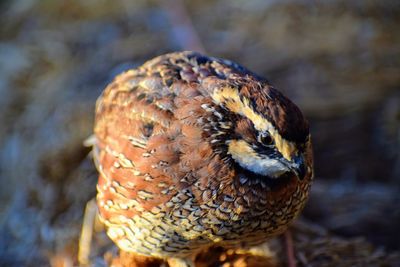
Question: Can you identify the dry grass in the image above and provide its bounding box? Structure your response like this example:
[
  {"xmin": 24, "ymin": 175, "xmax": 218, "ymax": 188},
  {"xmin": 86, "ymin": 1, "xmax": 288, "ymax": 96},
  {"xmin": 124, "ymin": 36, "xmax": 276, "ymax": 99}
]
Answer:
[{"xmin": 0, "ymin": 0, "xmax": 399, "ymax": 266}]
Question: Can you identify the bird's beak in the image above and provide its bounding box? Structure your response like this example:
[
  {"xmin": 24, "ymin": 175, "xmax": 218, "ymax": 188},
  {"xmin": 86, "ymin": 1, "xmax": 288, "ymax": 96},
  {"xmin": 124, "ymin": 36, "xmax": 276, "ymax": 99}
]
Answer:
[{"xmin": 290, "ymin": 154, "xmax": 306, "ymax": 180}]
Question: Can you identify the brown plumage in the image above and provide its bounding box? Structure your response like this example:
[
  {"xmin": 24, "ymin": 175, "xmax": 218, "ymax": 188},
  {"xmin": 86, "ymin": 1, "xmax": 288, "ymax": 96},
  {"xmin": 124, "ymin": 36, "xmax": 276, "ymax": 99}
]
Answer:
[{"xmin": 93, "ymin": 51, "xmax": 313, "ymax": 266}]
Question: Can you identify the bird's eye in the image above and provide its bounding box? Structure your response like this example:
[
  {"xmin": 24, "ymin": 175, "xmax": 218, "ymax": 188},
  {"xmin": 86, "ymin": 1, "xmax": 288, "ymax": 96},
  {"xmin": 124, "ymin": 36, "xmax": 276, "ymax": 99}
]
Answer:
[{"xmin": 258, "ymin": 132, "xmax": 274, "ymax": 146}]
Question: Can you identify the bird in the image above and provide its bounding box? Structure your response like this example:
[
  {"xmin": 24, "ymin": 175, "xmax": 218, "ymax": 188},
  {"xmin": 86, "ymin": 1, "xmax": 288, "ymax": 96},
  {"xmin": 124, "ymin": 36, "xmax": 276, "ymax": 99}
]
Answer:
[{"xmin": 92, "ymin": 51, "xmax": 313, "ymax": 266}]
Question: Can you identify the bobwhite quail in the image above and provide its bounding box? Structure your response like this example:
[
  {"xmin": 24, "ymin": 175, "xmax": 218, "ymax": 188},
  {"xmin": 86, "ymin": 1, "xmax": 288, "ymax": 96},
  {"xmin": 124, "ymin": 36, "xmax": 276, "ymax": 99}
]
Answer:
[{"xmin": 93, "ymin": 51, "xmax": 313, "ymax": 266}]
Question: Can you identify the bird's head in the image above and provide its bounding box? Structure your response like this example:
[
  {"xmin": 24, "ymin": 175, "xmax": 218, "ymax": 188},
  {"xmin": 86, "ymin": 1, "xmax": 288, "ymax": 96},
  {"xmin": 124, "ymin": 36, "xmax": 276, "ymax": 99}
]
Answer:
[{"xmin": 207, "ymin": 81, "xmax": 313, "ymax": 188}]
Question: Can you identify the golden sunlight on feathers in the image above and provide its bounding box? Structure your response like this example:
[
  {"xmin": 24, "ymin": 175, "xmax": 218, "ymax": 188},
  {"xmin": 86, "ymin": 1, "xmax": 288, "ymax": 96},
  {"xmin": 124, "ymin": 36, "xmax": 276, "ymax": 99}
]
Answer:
[{"xmin": 93, "ymin": 51, "xmax": 313, "ymax": 266}]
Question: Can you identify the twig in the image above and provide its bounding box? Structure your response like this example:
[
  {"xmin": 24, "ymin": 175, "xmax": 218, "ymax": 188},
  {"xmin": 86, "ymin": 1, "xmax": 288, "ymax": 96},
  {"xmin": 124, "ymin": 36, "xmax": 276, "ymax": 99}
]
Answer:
[
  {"xmin": 284, "ymin": 230, "xmax": 297, "ymax": 267},
  {"xmin": 159, "ymin": 0, "xmax": 206, "ymax": 53},
  {"xmin": 78, "ymin": 198, "xmax": 98, "ymax": 266}
]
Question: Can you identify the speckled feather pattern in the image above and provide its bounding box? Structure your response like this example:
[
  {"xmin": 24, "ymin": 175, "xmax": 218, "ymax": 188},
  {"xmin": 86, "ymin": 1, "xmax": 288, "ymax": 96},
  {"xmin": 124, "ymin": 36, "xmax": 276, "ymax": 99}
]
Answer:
[{"xmin": 93, "ymin": 51, "xmax": 313, "ymax": 260}]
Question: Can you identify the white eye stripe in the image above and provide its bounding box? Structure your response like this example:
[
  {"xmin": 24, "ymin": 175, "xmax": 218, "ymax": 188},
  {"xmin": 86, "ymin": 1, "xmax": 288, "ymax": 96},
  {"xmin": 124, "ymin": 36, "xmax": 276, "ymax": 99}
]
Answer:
[
  {"xmin": 212, "ymin": 86, "xmax": 297, "ymax": 161},
  {"xmin": 211, "ymin": 87, "xmax": 275, "ymax": 133}
]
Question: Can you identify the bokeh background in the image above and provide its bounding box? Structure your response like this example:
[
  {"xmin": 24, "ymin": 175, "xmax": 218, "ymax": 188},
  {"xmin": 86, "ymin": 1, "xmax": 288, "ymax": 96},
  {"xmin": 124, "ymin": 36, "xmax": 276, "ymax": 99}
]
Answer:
[{"xmin": 0, "ymin": 0, "xmax": 399, "ymax": 266}]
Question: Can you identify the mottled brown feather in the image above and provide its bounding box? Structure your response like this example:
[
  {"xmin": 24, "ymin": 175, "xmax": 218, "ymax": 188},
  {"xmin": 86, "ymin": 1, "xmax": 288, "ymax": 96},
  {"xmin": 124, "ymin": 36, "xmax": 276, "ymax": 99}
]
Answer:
[{"xmin": 93, "ymin": 51, "xmax": 313, "ymax": 262}]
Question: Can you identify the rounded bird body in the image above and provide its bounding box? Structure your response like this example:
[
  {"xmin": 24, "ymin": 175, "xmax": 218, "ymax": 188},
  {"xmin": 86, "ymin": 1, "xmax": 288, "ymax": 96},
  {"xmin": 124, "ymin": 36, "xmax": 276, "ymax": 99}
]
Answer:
[{"xmin": 93, "ymin": 51, "xmax": 313, "ymax": 263}]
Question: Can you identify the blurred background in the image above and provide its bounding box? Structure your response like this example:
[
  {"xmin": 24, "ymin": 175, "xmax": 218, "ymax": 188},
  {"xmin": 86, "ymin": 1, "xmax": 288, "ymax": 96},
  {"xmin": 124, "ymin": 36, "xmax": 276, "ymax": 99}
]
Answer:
[{"xmin": 0, "ymin": 0, "xmax": 399, "ymax": 266}]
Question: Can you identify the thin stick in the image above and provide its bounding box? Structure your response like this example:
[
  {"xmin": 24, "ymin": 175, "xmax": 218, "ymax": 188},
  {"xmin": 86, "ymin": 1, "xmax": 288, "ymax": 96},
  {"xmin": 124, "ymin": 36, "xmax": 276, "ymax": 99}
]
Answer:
[
  {"xmin": 159, "ymin": 0, "xmax": 206, "ymax": 53},
  {"xmin": 284, "ymin": 229, "xmax": 297, "ymax": 267},
  {"xmin": 78, "ymin": 198, "xmax": 98, "ymax": 266}
]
